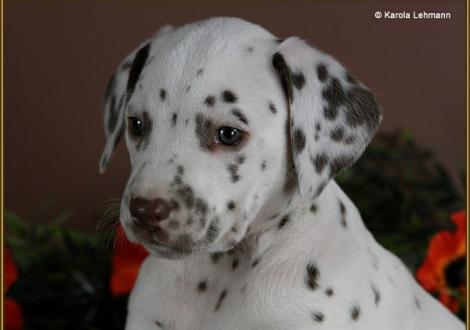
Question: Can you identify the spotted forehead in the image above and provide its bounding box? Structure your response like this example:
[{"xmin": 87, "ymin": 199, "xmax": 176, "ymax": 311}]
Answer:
[{"xmin": 125, "ymin": 23, "xmax": 278, "ymax": 109}]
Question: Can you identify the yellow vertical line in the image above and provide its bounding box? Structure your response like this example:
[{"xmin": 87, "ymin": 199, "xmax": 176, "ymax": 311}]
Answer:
[
  {"xmin": 1, "ymin": 0, "xmax": 3, "ymax": 322},
  {"xmin": 1, "ymin": 0, "xmax": 4, "ymax": 327},
  {"xmin": 1, "ymin": 0, "xmax": 3, "ymax": 325}
]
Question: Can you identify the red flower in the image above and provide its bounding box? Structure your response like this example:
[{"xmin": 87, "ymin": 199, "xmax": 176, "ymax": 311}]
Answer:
[
  {"xmin": 417, "ymin": 210, "xmax": 466, "ymax": 313},
  {"xmin": 3, "ymin": 246, "xmax": 23, "ymax": 330},
  {"xmin": 110, "ymin": 225, "xmax": 149, "ymax": 296},
  {"xmin": 4, "ymin": 299, "xmax": 23, "ymax": 330},
  {"xmin": 4, "ymin": 248, "xmax": 18, "ymax": 292}
]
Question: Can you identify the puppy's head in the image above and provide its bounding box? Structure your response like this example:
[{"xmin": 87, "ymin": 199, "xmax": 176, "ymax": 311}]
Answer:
[{"xmin": 100, "ymin": 17, "xmax": 382, "ymax": 259}]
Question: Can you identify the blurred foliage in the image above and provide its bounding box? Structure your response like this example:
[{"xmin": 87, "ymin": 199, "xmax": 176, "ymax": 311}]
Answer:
[
  {"xmin": 4, "ymin": 129, "xmax": 466, "ymax": 328},
  {"xmin": 337, "ymin": 130, "xmax": 465, "ymax": 270},
  {"xmin": 5, "ymin": 211, "xmax": 126, "ymax": 330}
]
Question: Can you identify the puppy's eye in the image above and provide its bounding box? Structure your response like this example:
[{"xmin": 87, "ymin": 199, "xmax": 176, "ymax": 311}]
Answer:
[
  {"xmin": 216, "ymin": 127, "xmax": 244, "ymax": 146},
  {"xmin": 128, "ymin": 117, "xmax": 145, "ymax": 137}
]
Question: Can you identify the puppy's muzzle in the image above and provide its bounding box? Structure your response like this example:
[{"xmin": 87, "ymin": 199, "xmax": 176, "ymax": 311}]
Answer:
[{"xmin": 130, "ymin": 197, "xmax": 174, "ymax": 236}]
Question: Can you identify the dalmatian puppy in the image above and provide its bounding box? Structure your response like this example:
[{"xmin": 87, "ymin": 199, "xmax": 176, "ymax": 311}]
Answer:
[{"xmin": 100, "ymin": 17, "xmax": 464, "ymax": 330}]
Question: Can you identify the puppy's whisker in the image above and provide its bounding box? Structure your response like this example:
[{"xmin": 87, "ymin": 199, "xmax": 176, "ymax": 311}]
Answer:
[{"xmin": 96, "ymin": 199, "xmax": 122, "ymax": 250}]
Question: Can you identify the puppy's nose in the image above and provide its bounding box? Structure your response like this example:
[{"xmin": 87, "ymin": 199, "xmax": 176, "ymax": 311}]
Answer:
[{"xmin": 130, "ymin": 197, "xmax": 171, "ymax": 226}]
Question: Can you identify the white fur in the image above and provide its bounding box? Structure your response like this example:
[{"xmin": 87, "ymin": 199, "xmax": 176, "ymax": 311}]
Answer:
[{"xmin": 99, "ymin": 17, "xmax": 465, "ymax": 330}]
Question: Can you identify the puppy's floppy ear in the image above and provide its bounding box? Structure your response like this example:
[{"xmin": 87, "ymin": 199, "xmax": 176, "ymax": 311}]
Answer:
[
  {"xmin": 99, "ymin": 26, "xmax": 175, "ymax": 173},
  {"xmin": 99, "ymin": 41, "xmax": 152, "ymax": 173},
  {"xmin": 273, "ymin": 37, "xmax": 382, "ymax": 199}
]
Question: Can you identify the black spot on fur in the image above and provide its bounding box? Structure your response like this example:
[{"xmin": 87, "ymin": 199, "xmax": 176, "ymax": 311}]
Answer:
[
  {"xmin": 351, "ymin": 305, "xmax": 361, "ymax": 321},
  {"xmin": 325, "ymin": 288, "xmax": 334, "ymax": 297},
  {"xmin": 278, "ymin": 214, "xmax": 290, "ymax": 229},
  {"xmin": 198, "ymin": 281, "xmax": 208, "ymax": 292},
  {"xmin": 323, "ymin": 105, "xmax": 339, "ymax": 121},
  {"xmin": 283, "ymin": 115, "xmax": 297, "ymax": 192},
  {"xmin": 173, "ymin": 175, "xmax": 182, "ymax": 185},
  {"xmin": 246, "ymin": 46, "xmax": 254, "ymax": 53},
  {"xmin": 195, "ymin": 198, "xmax": 208, "ymax": 215},
  {"xmin": 306, "ymin": 263, "xmax": 319, "ymax": 290},
  {"xmin": 186, "ymin": 217, "xmax": 194, "ymax": 225},
  {"xmin": 227, "ymin": 164, "xmax": 240, "ymax": 183},
  {"xmin": 211, "ymin": 252, "xmax": 224, "ymax": 264},
  {"xmin": 272, "ymin": 52, "xmax": 294, "ymax": 104},
  {"xmin": 310, "ymin": 203, "xmax": 318, "ymax": 213},
  {"xmin": 175, "ymin": 183, "xmax": 195, "ymax": 209},
  {"xmin": 415, "ymin": 297, "xmax": 421, "ymax": 310},
  {"xmin": 311, "ymin": 153, "xmax": 328, "ymax": 174},
  {"xmin": 339, "ymin": 201, "xmax": 346, "ymax": 214},
  {"xmin": 171, "ymin": 113, "xmax": 177, "ymax": 126},
  {"xmin": 121, "ymin": 60, "xmax": 132, "ymax": 71},
  {"xmin": 205, "ymin": 219, "xmax": 220, "ymax": 243},
  {"xmin": 126, "ymin": 43, "xmax": 151, "ymax": 102},
  {"xmin": 159, "ymin": 89, "xmax": 167, "ymax": 101},
  {"xmin": 339, "ymin": 200, "xmax": 347, "ymax": 227},
  {"xmin": 214, "ymin": 289, "xmax": 227, "ymax": 311},
  {"xmin": 251, "ymin": 258, "xmax": 260, "ymax": 268},
  {"xmin": 330, "ymin": 155, "xmax": 355, "ymax": 177},
  {"xmin": 312, "ymin": 311, "xmax": 324, "ymax": 322},
  {"xmin": 321, "ymin": 78, "xmax": 348, "ymax": 122},
  {"xmin": 372, "ymin": 255, "xmax": 379, "ymax": 270},
  {"xmin": 177, "ymin": 165, "xmax": 184, "ymax": 175},
  {"xmin": 322, "ymin": 78, "xmax": 347, "ymax": 110},
  {"xmin": 231, "ymin": 109, "xmax": 248, "ymax": 125},
  {"xmin": 204, "ymin": 96, "xmax": 216, "ymax": 107},
  {"xmin": 292, "ymin": 71, "xmax": 305, "ymax": 90},
  {"xmin": 227, "ymin": 201, "xmax": 236, "ymax": 210},
  {"xmin": 293, "ymin": 128, "xmax": 306, "ymax": 156},
  {"xmin": 316, "ymin": 63, "xmax": 328, "ymax": 82},
  {"xmin": 345, "ymin": 87, "xmax": 381, "ymax": 131},
  {"xmin": 268, "ymin": 102, "xmax": 277, "ymax": 114},
  {"xmin": 173, "ymin": 234, "xmax": 194, "ymax": 255},
  {"xmin": 186, "ymin": 86, "xmax": 191, "ymax": 93},
  {"xmin": 195, "ymin": 113, "xmax": 214, "ymax": 149},
  {"xmin": 222, "ymin": 90, "xmax": 237, "ymax": 103},
  {"xmin": 196, "ymin": 68, "xmax": 204, "ymax": 76},
  {"xmin": 198, "ymin": 216, "xmax": 207, "ymax": 228},
  {"xmin": 232, "ymin": 258, "xmax": 239, "ymax": 270},
  {"xmin": 372, "ymin": 285, "xmax": 381, "ymax": 306},
  {"xmin": 261, "ymin": 160, "xmax": 267, "ymax": 171},
  {"xmin": 155, "ymin": 321, "xmax": 164, "ymax": 328},
  {"xmin": 344, "ymin": 135, "xmax": 356, "ymax": 144},
  {"xmin": 330, "ymin": 127, "xmax": 344, "ymax": 142},
  {"xmin": 236, "ymin": 155, "xmax": 245, "ymax": 164},
  {"xmin": 315, "ymin": 181, "xmax": 327, "ymax": 198}
]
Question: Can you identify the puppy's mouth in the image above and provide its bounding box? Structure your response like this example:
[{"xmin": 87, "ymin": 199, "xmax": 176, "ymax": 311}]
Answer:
[{"xmin": 126, "ymin": 220, "xmax": 203, "ymax": 259}]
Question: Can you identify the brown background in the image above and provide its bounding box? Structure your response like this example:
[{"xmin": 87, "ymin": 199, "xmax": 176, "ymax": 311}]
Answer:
[{"xmin": 4, "ymin": 1, "xmax": 467, "ymax": 229}]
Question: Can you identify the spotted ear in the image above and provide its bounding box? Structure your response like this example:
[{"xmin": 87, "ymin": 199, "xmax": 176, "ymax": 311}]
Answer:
[
  {"xmin": 99, "ymin": 41, "xmax": 152, "ymax": 173},
  {"xmin": 272, "ymin": 37, "xmax": 382, "ymax": 199}
]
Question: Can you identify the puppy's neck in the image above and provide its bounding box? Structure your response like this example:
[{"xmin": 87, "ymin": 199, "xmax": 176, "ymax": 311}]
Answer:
[{"xmin": 243, "ymin": 182, "xmax": 335, "ymax": 260}]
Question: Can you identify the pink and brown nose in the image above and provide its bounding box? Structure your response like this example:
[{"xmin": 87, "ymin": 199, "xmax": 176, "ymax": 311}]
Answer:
[{"xmin": 130, "ymin": 197, "xmax": 171, "ymax": 228}]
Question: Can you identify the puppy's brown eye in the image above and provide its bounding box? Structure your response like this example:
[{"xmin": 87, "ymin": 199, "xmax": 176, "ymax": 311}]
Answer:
[
  {"xmin": 128, "ymin": 117, "xmax": 145, "ymax": 137},
  {"xmin": 216, "ymin": 127, "xmax": 244, "ymax": 145}
]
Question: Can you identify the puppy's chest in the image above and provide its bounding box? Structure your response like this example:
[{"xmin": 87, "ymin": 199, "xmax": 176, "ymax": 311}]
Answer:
[{"xmin": 170, "ymin": 251, "xmax": 259, "ymax": 329}]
